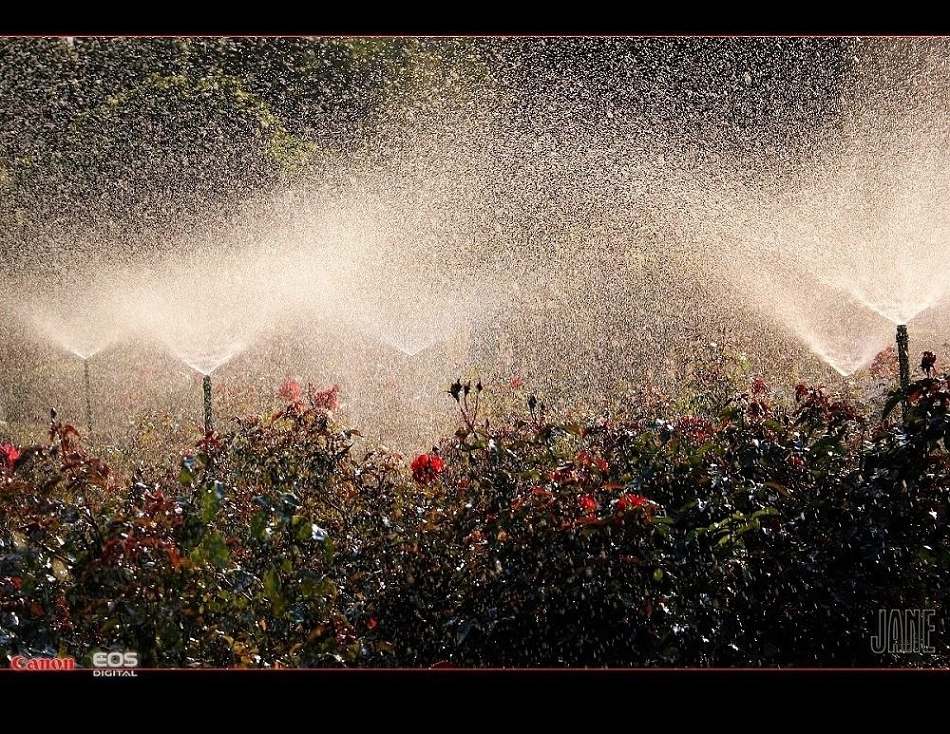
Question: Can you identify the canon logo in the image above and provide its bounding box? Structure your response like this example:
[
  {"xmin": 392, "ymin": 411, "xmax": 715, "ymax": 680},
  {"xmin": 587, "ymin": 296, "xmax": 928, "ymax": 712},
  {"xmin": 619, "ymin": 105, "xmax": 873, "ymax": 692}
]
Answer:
[{"xmin": 10, "ymin": 655, "xmax": 77, "ymax": 671}]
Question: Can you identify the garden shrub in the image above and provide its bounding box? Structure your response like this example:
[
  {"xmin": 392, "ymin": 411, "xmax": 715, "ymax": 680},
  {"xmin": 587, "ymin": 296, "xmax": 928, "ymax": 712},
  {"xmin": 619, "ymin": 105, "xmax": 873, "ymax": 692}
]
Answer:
[{"xmin": 1, "ymin": 368, "xmax": 948, "ymax": 667}]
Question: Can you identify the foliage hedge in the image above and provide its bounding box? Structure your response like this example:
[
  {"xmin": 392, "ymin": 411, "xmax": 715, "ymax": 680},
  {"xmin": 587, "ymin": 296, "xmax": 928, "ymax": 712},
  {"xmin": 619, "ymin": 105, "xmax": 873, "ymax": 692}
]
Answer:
[{"xmin": 1, "ymin": 366, "xmax": 948, "ymax": 667}]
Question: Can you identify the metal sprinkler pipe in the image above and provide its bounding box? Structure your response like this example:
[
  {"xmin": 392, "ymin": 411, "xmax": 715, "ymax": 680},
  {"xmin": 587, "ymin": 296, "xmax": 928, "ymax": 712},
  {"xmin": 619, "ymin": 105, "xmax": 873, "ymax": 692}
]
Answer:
[
  {"xmin": 203, "ymin": 374, "xmax": 213, "ymax": 434},
  {"xmin": 897, "ymin": 323, "xmax": 910, "ymax": 419},
  {"xmin": 83, "ymin": 359, "xmax": 93, "ymax": 438}
]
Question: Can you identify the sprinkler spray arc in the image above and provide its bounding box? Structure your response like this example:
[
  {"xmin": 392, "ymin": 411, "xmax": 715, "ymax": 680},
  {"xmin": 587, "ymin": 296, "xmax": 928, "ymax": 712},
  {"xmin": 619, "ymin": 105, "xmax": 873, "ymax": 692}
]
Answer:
[{"xmin": 203, "ymin": 374, "xmax": 213, "ymax": 434}]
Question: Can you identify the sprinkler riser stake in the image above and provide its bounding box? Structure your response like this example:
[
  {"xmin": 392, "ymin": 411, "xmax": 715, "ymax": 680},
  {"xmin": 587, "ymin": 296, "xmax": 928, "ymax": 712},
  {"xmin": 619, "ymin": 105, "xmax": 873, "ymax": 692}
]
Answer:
[
  {"xmin": 897, "ymin": 323, "xmax": 910, "ymax": 419},
  {"xmin": 83, "ymin": 359, "xmax": 93, "ymax": 438},
  {"xmin": 203, "ymin": 374, "xmax": 213, "ymax": 434}
]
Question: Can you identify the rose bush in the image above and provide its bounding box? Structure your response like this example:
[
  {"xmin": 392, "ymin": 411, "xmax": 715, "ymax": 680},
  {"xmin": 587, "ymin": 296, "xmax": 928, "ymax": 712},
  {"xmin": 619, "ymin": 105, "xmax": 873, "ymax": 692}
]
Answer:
[{"xmin": 1, "ymin": 366, "xmax": 948, "ymax": 667}]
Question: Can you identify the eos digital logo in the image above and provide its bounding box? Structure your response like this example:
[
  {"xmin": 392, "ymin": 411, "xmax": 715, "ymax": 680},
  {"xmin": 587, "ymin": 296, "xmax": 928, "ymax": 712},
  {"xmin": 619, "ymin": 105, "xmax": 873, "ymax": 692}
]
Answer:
[{"xmin": 92, "ymin": 651, "xmax": 139, "ymax": 677}]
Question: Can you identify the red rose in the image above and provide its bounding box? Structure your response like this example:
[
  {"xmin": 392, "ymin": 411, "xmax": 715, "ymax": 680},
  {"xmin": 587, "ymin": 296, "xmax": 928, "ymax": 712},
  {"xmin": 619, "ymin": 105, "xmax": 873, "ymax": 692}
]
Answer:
[
  {"xmin": 277, "ymin": 377, "xmax": 302, "ymax": 403},
  {"xmin": 579, "ymin": 495, "xmax": 599, "ymax": 513},
  {"xmin": 310, "ymin": 383, "xmax": 340, "ymax": 411},
  {"xmin": 617, "ymin": 493, "xmax": 649, "ymax": 512},
  {"xmin": 411, "ymin": 453, "xmax": 445, "ymax": 484},
  {"xmin": 0, "ymin": 442, "xmax": 20, "ymax": 469}
]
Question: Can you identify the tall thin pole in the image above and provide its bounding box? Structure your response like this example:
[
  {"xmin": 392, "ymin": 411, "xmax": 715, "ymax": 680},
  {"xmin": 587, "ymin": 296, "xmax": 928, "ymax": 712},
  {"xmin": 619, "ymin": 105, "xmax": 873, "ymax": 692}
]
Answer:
[
  {"xmin": 897, "ymin": 323, "xmax": 910, "ymax": 420},
  {"xmin": 83, "ymin": 359, "xmax": 93, "ymax": 438},
  {"xmin": 203, "ymin": 374, "xmax": 213, "ymax": 434}
]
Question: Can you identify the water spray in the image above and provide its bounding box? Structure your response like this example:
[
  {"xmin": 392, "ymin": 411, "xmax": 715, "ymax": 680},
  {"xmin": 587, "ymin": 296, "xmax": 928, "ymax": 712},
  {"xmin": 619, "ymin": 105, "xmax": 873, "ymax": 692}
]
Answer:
[
  {"xmin": 896, "ymin": 324, "xmax": 910, "ymax": 418},
  {"xmin": 203, "ymin": 374, "xmax": 214, "ymax": 434},
  {"xmin": 82, "ymin": 358, "xmax": 93, "ymax": 438}
]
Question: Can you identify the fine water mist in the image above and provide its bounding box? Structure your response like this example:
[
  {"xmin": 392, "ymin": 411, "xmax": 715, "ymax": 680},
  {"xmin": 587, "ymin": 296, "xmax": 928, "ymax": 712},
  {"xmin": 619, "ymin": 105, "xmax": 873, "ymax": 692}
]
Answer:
[
  {"xmin": 677, "ymin": 37, "xmax": 950, "ymax": 376},
  {"xmin": 3, "ymin": 37, "xmax": 950, "ymax": 450}
]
